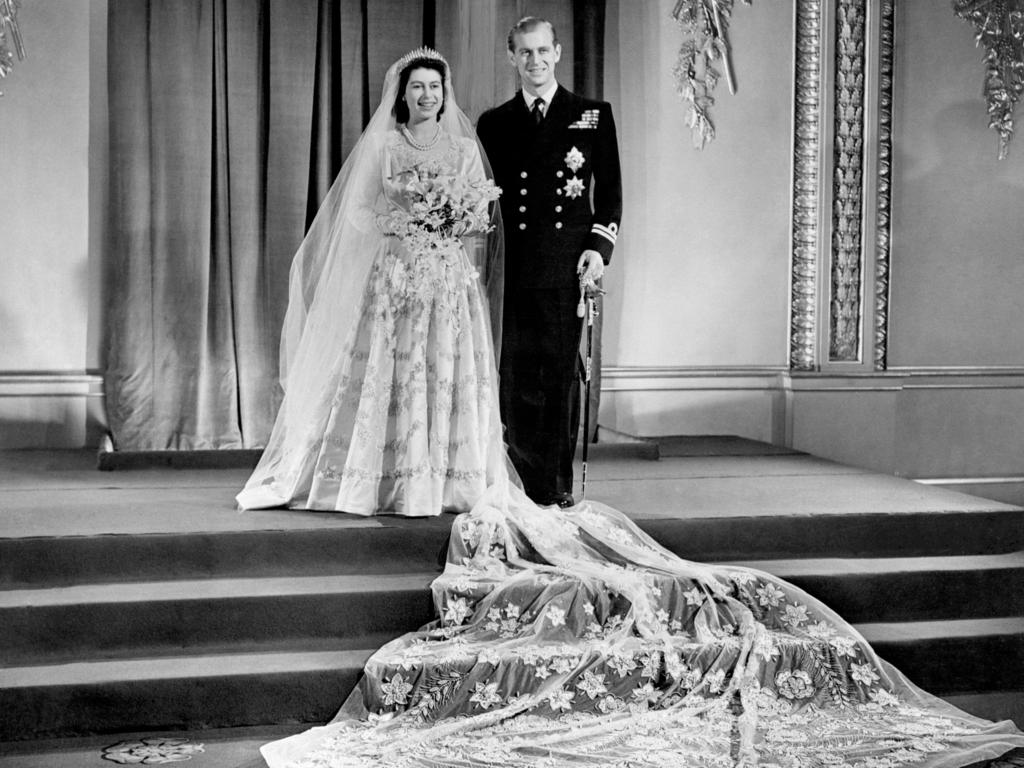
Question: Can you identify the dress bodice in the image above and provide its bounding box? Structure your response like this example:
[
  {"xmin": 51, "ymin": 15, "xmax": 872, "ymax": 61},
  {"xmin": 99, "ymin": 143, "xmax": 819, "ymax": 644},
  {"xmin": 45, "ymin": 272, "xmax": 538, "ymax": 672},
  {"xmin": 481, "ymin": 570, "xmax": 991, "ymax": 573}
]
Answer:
[{"xmin": 381, "ymin": 129, "xmax": 481, "ymax": 210}]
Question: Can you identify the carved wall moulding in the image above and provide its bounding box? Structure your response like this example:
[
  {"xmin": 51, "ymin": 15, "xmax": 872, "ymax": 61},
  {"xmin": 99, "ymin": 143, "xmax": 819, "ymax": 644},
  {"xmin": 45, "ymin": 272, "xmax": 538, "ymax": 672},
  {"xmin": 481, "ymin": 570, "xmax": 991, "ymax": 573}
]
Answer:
[
  {"xmin": 829, "ymin": 0, "xmax": 867, "ymax": 363},
  {"xmin": 789, "ymin": 0, "xmax": 824, "ymax": 372},
  {"xmin": 874, "ymin": 0, "xmax": 895, "ymax": 371}
]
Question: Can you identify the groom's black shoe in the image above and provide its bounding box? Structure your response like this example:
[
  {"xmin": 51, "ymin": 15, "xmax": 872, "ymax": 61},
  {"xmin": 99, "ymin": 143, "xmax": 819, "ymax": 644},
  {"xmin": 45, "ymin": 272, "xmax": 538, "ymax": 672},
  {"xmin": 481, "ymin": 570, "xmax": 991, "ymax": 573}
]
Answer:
[{"xmin": 541, "ymin": 493, "xmax": 575, "ymax": 509}]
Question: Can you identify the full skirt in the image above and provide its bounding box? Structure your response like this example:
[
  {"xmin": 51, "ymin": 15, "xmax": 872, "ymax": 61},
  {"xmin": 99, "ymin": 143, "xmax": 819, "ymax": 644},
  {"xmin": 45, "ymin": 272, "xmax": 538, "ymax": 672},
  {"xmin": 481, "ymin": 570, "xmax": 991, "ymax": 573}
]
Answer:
[{"xmin": 238, "ymin": 245, "xmax": 505, "ymax": 516}]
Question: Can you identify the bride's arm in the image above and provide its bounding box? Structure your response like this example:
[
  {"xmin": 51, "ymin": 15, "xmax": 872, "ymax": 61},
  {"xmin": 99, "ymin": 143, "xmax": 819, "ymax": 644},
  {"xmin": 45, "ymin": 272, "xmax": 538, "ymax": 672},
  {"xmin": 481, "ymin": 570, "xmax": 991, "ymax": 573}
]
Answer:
[{"xmin": 346, "ymin": 133, "xmax": 389, "ymax": 234}]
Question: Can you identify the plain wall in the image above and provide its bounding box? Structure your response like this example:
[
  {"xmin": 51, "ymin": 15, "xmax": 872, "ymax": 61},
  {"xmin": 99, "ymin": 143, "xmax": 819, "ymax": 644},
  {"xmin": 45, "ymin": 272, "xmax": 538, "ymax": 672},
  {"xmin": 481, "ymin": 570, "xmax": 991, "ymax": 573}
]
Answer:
[
  {"xmin": 0, "ymin": 0, "xmax": 106, "ymax": 447},
  {"xmin": 601, "ymin": 0, "xmax": 792, "ymax": 369},
  {"xmin": 888, "ymin": 3, "xmax": 1024, "ymax": 367},
  {"xmin": 0, "ymin": 0, "xmax": 94, "ymax": 372},
  {"xmin": 597, "ymin": 0, "xmax": 791, "ymax": 439}
]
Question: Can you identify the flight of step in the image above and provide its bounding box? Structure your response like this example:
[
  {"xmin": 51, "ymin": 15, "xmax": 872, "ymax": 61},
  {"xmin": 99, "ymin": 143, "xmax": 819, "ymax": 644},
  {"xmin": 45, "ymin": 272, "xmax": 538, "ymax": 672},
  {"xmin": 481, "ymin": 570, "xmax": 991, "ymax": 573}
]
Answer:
[{"xmin": 1, "ymin": 502, "xmax": 1022, "ymax": 740}]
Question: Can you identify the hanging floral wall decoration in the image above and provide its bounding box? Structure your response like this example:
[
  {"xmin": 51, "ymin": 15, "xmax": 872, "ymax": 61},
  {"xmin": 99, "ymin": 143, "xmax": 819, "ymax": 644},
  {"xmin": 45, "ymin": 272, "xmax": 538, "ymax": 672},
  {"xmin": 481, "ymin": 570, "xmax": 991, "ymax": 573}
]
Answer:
[
  {"xmin": 953, "ymin": 0, "xmax": 1024, "ymax": 159},
  {"xmin": 671, "ymin": 0, "xmax": 752, "ymax": 149},
  {"xmin": 0, "ymin": 0, "xmax": 25, "ymax": 96}
]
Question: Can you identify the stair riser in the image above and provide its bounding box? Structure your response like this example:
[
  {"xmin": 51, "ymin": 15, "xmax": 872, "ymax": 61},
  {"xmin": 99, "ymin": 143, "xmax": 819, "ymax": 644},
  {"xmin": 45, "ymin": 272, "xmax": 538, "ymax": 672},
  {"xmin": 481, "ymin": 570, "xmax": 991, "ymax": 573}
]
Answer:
[
  {"xmin": 3, "ymin": 634, "xmax": 1019, "ymax": 741},
  {"xmin": 5, "ymin": 568, "xmax": 1022, "ymax": 666},
  {"xmin": 0, "ymin": 528, "xmax": 450, "ymax": 589},
  {"xmin": 1, "ymin": 590, "xmax": 435, "ymax": 666},
  {"xmin": 3, "ymin": 511, "xmax": 1022, "ymax": 588},
  {"xmin": 643, "ymin": 511, "xmax": 1024, "ymax": 563},
  {"xmin": 780, "ymin": 567, "xmax": 1024, "ymax": 624},
  {"xmin": 878, "ymin": 634, "xmax": 1024, "ymax": 695},
  {"xmin": 0, "ymin": 669, "xmax": 356, "ymax": 742}
]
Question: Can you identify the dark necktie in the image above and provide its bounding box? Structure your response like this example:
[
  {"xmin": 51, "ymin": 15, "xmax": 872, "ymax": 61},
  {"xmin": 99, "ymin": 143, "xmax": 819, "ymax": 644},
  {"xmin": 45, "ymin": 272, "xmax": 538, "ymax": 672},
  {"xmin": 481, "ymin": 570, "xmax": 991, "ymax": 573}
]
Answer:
[{"xmin": 532, "ymin": 98, "xmax": 545, "ymax": 126}]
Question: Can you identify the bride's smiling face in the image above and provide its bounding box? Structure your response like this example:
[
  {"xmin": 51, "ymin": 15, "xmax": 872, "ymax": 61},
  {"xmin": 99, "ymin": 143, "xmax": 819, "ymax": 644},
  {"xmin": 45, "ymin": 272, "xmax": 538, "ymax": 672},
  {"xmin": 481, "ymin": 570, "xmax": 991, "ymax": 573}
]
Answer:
[{"xmin": 404, "ymin": 68, "xmax": 444, "ymax": 124}]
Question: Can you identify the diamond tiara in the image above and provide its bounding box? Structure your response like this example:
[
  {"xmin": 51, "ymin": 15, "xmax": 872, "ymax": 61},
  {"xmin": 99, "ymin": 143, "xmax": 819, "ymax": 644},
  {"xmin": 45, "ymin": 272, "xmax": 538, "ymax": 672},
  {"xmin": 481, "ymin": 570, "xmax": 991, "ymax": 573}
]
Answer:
[{"xmin": 394, "ymin": 46, "xmax": 449, "ymax": 74}]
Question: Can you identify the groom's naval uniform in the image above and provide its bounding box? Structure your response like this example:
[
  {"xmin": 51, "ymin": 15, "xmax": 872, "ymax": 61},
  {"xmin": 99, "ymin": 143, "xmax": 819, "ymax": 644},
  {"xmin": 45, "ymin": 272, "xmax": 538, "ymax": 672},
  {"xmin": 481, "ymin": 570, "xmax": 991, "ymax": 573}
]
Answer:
[{"xmin": 477, "ymin": 83, "xmax": 622, "ymax": 505}]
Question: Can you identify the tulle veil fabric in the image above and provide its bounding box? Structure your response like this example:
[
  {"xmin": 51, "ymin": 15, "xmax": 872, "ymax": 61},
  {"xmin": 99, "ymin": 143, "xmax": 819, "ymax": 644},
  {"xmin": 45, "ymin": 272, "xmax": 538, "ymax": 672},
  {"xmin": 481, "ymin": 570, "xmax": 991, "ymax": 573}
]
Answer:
[
  {"xmin": 236, "ymin": 49, "xmax": 507, "ymax": 510},
  {"xmin": 248, "ymin": 51, "xmax": 1024, "ymax": 768}
]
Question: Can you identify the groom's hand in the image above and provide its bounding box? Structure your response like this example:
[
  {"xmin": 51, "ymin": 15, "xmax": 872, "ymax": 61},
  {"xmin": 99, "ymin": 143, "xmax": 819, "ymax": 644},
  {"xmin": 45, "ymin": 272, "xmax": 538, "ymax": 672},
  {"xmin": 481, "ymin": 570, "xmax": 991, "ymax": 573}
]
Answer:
[{"xmin": 576, "ymin": 249, "xmax": 605, "ymax": 285}]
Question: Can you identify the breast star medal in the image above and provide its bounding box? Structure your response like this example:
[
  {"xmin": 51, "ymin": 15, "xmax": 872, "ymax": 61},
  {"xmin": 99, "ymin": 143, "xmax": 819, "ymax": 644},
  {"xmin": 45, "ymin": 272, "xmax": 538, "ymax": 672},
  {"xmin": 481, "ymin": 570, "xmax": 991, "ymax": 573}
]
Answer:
[
  {"xmin": 563, "ymin": 177, "xmax": 585, "ymax": 199},
  {"xmin": 564, "ymin": 147, "xmax": 585, "ymax": 173}
]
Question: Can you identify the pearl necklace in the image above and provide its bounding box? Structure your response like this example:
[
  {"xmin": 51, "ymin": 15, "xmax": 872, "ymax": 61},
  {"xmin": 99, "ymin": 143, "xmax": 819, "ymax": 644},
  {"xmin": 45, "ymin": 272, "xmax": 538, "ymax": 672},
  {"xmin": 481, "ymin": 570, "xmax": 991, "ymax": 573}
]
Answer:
[{"xmin": 401, "ymin": 124, "xmax": 442, "ymax": 151}]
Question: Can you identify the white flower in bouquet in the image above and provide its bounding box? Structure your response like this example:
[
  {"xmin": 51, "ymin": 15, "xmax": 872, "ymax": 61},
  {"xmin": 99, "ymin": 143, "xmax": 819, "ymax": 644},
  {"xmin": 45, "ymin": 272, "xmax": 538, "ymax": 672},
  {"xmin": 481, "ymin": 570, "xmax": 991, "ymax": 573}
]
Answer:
[{"xmin": 380, "ymin": 161, "xmax": 502, "ymax": 253}]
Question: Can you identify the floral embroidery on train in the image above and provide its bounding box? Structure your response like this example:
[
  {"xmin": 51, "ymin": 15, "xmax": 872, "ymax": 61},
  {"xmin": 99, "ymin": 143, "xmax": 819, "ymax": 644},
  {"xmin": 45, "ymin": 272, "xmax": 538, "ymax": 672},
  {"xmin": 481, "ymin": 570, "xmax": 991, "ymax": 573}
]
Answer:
[{"xmin": 285, "ymin": 495, "xmax": 1001, "ymax": 768}]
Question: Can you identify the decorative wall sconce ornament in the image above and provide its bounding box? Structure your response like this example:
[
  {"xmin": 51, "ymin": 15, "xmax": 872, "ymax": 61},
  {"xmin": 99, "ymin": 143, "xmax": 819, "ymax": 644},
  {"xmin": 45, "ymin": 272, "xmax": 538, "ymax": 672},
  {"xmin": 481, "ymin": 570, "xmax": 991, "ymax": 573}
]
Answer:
[
  {"xmin": 0, "ymin": 0, "xmax": 25, "ymax": 96},
  {"xmin": 953, "ymin": 0, "xmax": 1024, "ymax": 159},
  {"xmin": 671, "ymin": 0, "xmax": 752, "ymax": 149}
]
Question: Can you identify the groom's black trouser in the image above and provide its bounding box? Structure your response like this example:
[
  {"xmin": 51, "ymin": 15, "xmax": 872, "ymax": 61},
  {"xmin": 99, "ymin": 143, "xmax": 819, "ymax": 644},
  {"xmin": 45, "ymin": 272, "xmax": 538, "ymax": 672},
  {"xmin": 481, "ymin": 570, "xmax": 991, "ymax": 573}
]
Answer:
[{"xmin": 499, "ymin": 286, "xmax": 583, "ymax": 501}]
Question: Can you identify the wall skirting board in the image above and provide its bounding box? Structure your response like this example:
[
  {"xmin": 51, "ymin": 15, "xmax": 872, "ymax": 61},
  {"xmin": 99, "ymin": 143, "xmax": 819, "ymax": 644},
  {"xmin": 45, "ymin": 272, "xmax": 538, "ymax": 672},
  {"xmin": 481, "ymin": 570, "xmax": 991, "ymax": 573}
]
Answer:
[{"xmin": 0, "ymin": 373, "xmax": 106, "ymax": 449}]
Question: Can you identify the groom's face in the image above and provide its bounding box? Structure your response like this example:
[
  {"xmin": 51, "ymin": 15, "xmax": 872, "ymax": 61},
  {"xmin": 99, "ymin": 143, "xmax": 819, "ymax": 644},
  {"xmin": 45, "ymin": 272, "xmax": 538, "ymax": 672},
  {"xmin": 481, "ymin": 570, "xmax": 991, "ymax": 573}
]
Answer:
[{"xmin": 509, "ymin": 26, "xmax": 561, "ymax": 93}]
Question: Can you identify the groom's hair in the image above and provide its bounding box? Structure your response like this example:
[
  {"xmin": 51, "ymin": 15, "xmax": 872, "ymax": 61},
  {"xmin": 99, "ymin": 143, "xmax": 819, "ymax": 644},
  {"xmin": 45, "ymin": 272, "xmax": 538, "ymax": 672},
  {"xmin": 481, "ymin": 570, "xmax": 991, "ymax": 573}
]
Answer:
[
  {"xmin": 507, "ymin": 16, "xmax": 558, "ymax": 52},
  {"xmin": 392, "ymin": 58, "xmax": 447, "ymax": 124}
]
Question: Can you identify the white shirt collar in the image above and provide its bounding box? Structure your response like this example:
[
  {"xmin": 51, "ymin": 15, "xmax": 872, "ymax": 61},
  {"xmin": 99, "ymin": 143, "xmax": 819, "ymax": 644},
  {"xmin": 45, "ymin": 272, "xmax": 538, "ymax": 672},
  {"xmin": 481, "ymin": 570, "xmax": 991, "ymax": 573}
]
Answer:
[{"xmin": 522, "ymin": 81, "xmax": 559, "ymax": 112}]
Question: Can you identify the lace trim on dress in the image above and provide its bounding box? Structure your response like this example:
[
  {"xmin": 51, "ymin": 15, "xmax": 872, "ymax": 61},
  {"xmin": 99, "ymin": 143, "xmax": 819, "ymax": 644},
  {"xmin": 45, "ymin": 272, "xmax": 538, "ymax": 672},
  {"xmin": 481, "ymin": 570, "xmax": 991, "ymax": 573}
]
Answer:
[{"xmin": 324, "ymin": 462, "xmax": 487, "ymax": 483}]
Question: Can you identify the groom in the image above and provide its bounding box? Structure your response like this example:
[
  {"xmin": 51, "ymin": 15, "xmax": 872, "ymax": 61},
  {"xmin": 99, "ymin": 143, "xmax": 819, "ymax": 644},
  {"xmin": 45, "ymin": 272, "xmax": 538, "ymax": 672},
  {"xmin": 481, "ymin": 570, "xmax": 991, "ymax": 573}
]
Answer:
[{"xmin": 477, "ymin": 16, "xmax": 622, "ymax": 508}]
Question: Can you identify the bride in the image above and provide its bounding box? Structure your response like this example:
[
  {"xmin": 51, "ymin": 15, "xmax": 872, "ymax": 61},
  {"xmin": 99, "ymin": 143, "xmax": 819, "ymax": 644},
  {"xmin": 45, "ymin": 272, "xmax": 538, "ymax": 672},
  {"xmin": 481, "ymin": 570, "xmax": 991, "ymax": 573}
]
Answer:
[
  {"xmin": 236, "ymin": 49, "xmax": 507, "ymax": 516},
  {"xmin": 245, "ymin": 49, "xmax": 1024, "ymax": 768}
]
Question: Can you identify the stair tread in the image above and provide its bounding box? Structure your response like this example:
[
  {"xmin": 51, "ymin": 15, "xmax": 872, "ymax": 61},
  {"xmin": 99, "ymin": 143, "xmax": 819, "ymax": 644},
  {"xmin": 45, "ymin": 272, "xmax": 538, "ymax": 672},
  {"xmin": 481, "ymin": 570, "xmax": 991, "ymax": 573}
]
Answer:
[
  {"xmin": 0, "ymin": 572, "xmax": 439, "ymax": 607},
  {"xmin": 4, "ymin": 471, "xmax": 1020, "ymax": 540},
  {"xmin": 5, "ymin": 617, "xmax": 1021, "ymax": 688},
  {"xmin": 5, "ymin": 553, "xmax": 1023, "ymax": 607},
  {"xmin": 858, "ymin": 616, "xmax": 1024, "ymax": 642},
  {"xmin": 0, "ymin": 649, "xmax": 376, "ymax": 687},
  {"xmin": 726, "ymin": 551, "xmax": 1024, "ymax": 577}
]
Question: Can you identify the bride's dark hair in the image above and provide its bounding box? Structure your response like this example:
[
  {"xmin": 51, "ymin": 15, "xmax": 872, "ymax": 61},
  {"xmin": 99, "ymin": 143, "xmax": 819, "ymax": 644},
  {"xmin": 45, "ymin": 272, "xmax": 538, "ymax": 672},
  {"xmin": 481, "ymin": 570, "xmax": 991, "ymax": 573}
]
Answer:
[{"xmin": 393, "ymin": 58, "xmax": 447, "ymax": 124}]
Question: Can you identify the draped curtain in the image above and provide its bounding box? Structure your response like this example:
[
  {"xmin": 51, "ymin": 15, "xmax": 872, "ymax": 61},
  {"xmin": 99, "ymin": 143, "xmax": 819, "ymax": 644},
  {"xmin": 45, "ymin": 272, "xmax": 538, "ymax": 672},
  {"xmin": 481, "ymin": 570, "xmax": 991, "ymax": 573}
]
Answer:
[
  {"xmin": 105, "ymin": 0, "xmax": 425, "ymax": 450},
  {"xmin": 105, "ymin": 0, "xmax": 603, "ymax": 451}
]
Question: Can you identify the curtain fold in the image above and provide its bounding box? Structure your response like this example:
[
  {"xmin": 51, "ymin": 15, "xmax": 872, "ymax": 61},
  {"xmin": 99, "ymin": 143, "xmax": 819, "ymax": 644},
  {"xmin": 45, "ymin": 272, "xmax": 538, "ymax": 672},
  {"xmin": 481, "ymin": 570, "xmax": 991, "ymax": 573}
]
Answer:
[{"xmin": 105, "ymin": 0, "xmax": 423, "ymax": 451}]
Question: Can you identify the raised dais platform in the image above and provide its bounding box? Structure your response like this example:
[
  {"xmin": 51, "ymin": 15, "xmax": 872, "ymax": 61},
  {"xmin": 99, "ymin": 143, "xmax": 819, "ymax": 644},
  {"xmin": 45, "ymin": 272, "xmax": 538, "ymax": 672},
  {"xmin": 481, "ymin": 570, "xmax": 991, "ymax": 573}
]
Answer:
[{"xmin": 1, "ymin": 441, "xmax": 1022, "ymax": 765}]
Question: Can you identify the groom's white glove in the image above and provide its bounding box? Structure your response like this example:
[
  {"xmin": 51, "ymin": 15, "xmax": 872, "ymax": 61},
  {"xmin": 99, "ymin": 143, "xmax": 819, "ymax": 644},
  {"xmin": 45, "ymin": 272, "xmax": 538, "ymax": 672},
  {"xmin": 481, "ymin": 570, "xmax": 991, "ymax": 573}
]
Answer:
[{"xmin": 576, "ymin": 249, "xmax": 605, "ymax": 286}]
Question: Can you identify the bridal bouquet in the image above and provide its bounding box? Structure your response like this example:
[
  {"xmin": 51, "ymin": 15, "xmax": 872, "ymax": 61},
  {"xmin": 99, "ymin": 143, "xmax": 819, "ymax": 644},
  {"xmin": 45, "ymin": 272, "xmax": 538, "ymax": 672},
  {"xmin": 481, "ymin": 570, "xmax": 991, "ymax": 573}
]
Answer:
[
  {"xmin": 377, "ymin": 162, "xmax": 501, "ymax": 331},
  {"xmin": 378, "ymin": 161, "xmax": 501, "ymax": 257}
]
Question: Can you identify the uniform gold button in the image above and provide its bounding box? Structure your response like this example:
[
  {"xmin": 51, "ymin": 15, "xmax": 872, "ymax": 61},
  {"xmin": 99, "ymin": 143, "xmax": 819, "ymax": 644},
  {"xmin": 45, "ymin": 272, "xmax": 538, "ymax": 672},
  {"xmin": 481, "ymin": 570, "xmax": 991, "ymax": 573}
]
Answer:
[
  {"xmin": 556, "ymin": 171, "xmax": 564, "ymax": 178},
  {"xmin": 556, "ymin": 189, "xmax": 562, "ymax": 196},
  {"xmin": 555, "ymin": 205, "xmax": 563, "ymax": 212},
  {"xmin": 520, "ymin": 171, "xmax": 528, "ymax": 178},
  {"xmin": 519, "ymin": 223, "xmax": 527, "ymax": 230},
  {"xmin": 520, "ymin": 188, "xmax": 527, "ymax": 195},
  {"xmin": 555, "ymin": 222, "xmax": 563, "ymax": 229},
  {"xmin": 519, "ymin": 205, "xmax": 526, "ymax": 212}
]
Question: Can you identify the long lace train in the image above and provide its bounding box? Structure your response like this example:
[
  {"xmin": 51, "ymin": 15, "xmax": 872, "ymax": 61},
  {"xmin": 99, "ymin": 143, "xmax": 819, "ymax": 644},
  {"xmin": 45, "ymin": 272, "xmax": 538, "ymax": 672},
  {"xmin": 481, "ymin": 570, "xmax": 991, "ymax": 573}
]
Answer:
[{"xmin": 262, "ymin": 483, "xmax": 1024, "ymax": 768}]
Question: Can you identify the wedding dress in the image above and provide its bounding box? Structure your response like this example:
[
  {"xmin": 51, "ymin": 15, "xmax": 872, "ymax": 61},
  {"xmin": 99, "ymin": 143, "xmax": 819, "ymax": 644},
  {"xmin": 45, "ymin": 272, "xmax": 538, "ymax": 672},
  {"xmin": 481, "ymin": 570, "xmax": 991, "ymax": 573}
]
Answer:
[
  {"xmin": 238, "ymin": 129, "xmax": 504, "ymax": 515},
  {"xmin": 253, "ymin": 50, "xmax": 1024, "ymax": 767},
  {"xmin": 236, "ymin": 53, "xmax": 505, "ymax": 516}
]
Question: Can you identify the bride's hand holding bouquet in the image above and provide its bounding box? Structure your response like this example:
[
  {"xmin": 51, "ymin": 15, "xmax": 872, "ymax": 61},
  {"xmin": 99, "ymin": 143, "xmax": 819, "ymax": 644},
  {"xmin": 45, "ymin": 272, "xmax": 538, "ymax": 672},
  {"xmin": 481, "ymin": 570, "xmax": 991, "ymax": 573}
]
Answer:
[{"xmin": 379, "ymin": 160, "xmax": 501, "ymax": 259}]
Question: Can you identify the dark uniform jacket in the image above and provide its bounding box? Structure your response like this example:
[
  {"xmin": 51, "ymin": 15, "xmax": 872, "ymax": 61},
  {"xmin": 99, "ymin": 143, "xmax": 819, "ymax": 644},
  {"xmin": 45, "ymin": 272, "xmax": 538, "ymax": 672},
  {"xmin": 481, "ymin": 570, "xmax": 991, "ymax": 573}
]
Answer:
[{"xmin": 477, "ymin": 86, "xmax": 622, "ymax": 291}]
